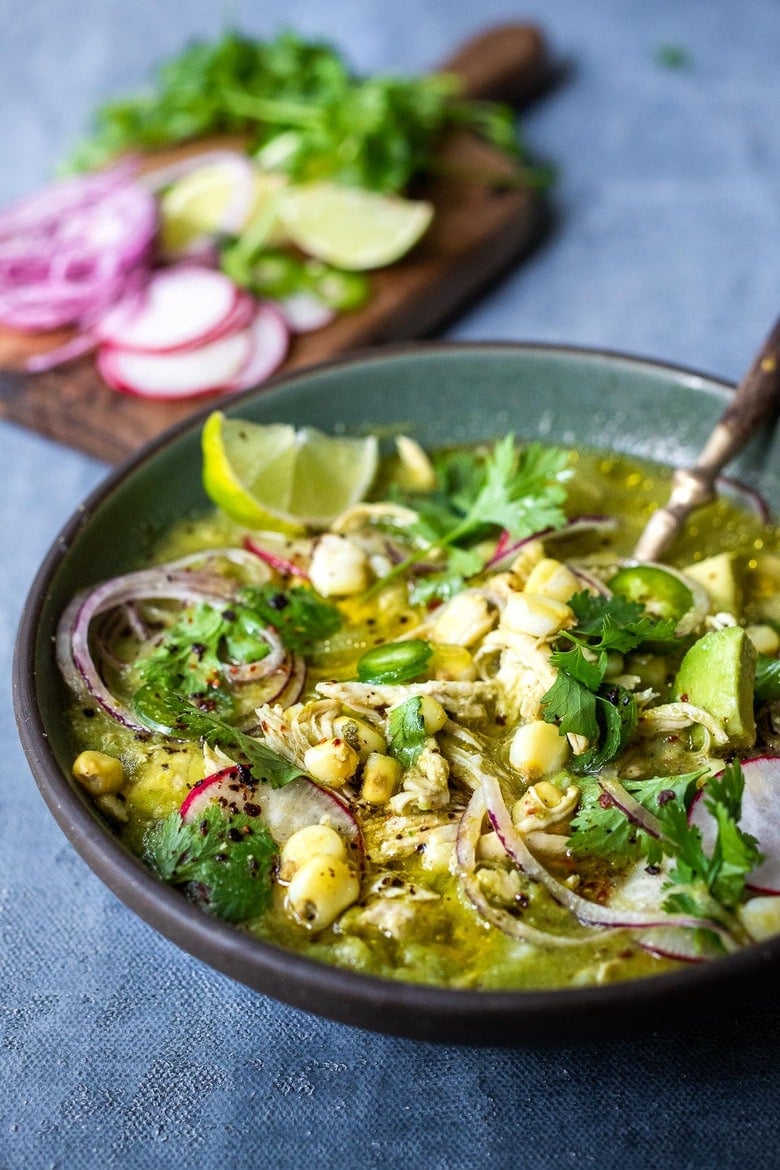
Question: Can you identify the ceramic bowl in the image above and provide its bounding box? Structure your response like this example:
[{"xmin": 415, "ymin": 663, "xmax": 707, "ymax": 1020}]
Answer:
[{"xmin": 14, "ymin": 342, "xmax": 780, "ymax": 1043}]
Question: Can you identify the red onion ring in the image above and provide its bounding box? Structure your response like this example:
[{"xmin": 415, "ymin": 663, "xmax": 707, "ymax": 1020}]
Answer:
[
  {"xmin": 486, "ymin": 516, "xmax": 618, "ymax": 571},
  {"xmin": 455, "ymin": 788, "xmax": 590, "ymax": 948},
  {"xmin": 481, "ymin": 771, "xmax": 735, "ymax": 944},
  {"xmin": 0, "ymin": 163, "xmax": 156, "ymax": 339}
]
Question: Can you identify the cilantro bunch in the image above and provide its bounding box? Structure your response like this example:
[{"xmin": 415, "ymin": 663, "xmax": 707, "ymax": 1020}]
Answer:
[
  {"xmin": 71, "ymin": 29, "xmax": 523, "ymax": 192},
  {"xmin": 541, "ymin": 592, "xmax": 678, "ymax": 772}
]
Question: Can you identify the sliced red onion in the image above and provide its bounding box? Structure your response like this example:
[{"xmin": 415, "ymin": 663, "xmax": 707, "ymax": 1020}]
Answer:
[
  {"xmin": 486, "ymin": 516, "xmax": 618, "ymax": 571},
  {"xmin": 269, "ymin": 652, "xmax": 307, "ymax": 708},
  {"xmin": 224, "ymin": 628, "xmax": 286, "ymax": 685},
  {"xmin": 58, "ymin": 545, "xmax": 275, "ymax": 719},
  {"xmin": 455, "ymin": 788, "xmax": 589, "ymax": 948},
  {"xmin": 569, "ymin": 565, "xmax": 613, "ymax": 597},
  {"xmin": 689, "ymin": 757, "xmax": 780, "ymax": 896},
  {"xmin": 244, "ymin": 534, "xmax": 312, "ymax": 579},
  {"xmin": 481, "ymin": 772, "xmax": 734, "ymax": 942},
  {"xmin": 56, "ymin": 567, "xmax": 239, "ymax": 730},
  {"xmin": 0, "ymin": 163, "xmax": 156, "ymax": 336},
  {"xmin": 598, "ymin": 775, "xmax": 663, "ymax": 839}
]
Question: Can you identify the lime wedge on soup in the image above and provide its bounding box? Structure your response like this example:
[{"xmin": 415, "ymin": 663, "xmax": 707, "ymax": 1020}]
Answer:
[{"xmin": 202, "ymin": 411, "xmax": 379, "ymax": 532}]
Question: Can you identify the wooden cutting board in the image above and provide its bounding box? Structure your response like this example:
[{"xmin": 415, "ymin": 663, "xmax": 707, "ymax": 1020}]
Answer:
[{"xmin": 0, "ymin": 23, "xmax": 551, "ymax": 463}]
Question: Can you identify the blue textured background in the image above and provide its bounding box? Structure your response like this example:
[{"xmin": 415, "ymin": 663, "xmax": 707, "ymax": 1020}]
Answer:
[{"xmin": 1, "ymin": 2, "xmax": 779, "ymax": 1166}]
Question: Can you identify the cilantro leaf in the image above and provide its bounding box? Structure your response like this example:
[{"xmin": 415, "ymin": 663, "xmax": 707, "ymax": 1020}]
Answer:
[
  {"xmin": 541, "ymin": 672, "xmax": 598, "ymax": 739},
  {"xmin": 70, "ymin": 29, "xmax": 525, "ymax": 193},
  {"xmin": 540, "ymin": 591, "xmax": 679, "ymax": 768},
  {"xmin": 548, "ymin": 644, "xmax": 605, "ymax": 691},
  {"xmin": 372, "ymin": 436, "xmax": 570, "ymax": 598},
  {"xmin": 387, "ymin": 696, "xmax": 428, "ymax": 768},
  {"xmin": 658, "ymin": 761, "xmax": 764, "ymax": 917},
  {"xmin": 569, "ymin": 771, "xmax": 701, "ymax": 861},
  {"xmin": 236, "ymin": 584, "xmax": 341, "ymax": 654},
  {"xmin": 144, "ymin": 805, "xmax": 277, "ymax": 922},
  {"xmin": 133, "ymin": 686, "xmax": 302, "ymax": 788}
]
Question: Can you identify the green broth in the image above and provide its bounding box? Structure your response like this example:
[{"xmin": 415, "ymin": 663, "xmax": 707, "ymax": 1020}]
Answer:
[{"xmin": 64, "ymin": 444, "xmax": 779, "ymax": 991}]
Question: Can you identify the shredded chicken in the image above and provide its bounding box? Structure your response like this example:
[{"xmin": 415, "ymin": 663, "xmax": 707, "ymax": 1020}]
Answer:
[{"xmin": 315, "ymin": 678, "xmax": 496, "ymax": 723}]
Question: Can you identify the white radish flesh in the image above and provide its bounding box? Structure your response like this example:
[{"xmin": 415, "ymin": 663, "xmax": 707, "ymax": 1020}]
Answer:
[
  {"xmin": 181, "ymin": 767, "xmax": 362, "ymax": 857},
  {"xmin": 689, "ymin": 756, "xmax": 780, "ymax": 895},
  {"xmin": 98, "ymin": 323, "xmax": 252, "ymax": 399},
  {"xmin": 226, "ymin": 301, "xmax": 290, "ymax": 392},
  {"xmin": 275, "ymin": 291, "xmax": 335, "ymax": 334},
  {"xmin": 97, "ymin": 266, "xmax": 240, "ymax": 353}
]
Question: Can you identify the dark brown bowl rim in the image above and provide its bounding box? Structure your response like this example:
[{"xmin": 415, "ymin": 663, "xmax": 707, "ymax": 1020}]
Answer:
[{"xmin": 13, "ymin": 339, "xmax": 780, "ymax": 1044}]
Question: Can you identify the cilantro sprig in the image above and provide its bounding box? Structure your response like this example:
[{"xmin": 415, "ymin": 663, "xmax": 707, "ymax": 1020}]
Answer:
[
  {"xmin": 541, "ymin": 592, "xmax": 678, "ymax": 772},
  {"xmin": 570, "ymin": 761, "xmax": 763, "ymax": 942},
  {"xmin": 569, "ymin": 771, "xmax": 701, "ymax": 861},
  {"xmin": 144, "ymin": 804, "xmax": 277, "ymax": 922},
  {"xmin": 658, "ymin": 761, "xmax": 763, "ymax": 922},
  {"xmin": 373, "ymin": 436, "xmax": 569, "ymax": 600},
  {"xmin": 387, "ymin": 696, "xmax": 428, "ymax": 768}
]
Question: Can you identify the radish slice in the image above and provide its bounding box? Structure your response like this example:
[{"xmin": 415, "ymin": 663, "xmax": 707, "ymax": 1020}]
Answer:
[
  {"xmin": 689, "ymin": 756, "xmax": 780, "ymax": 895},
  {"xmin": 639, "ymin": 926, "xmax": 725, "ymax": 963},
  {"xmin": 97, "ymin": 266, "xmax": 239, "ymax": 353},
  {"xmin": 225, "ymin": 301, "xmax": 289, "ymax": 393},
  {"xmin": 275, "ymin": 291, "xmax": 336, "ymax": 334},
  {"xmin": 98, "ymin": 323, "xmax": 252, "ymax": 400},
  {"xmin": 181, "ymin": 767, "xmax": 362, "ymax": 857}
]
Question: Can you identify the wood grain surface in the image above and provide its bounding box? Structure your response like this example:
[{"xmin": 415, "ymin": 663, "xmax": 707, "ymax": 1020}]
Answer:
[{"xmin": 0, "ymin": 23, "xmax": 551, "ymax": 463}]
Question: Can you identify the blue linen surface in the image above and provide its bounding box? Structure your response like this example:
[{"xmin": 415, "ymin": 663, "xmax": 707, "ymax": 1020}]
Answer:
[{"xmin": 1, "ymin": 1, "xmax": 779, "ymax": 1166}]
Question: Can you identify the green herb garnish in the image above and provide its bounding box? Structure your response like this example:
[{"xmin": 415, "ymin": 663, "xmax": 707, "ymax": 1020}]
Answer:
[
  {"xmin": 144, "ymin": 804, "xmax": 277, "ymax": 922},
  {"xmin": 387, "ymin": 696, "xmax": 428, "ymax": 768},
  {"xmin": 658, "ymin": 761, "xmax": 763, "ymax": 920},
  {"xmin": 70, "ymin": 29, "xmax": 524, "ymax": 192},
  {"xmin": 236, "ymin": 583, "xmax": 341, "ymax": 654},
  {"xmin": 541, "ymin": 592, "xmax": 678, "ymax": 771},
  {"xmin": 133, "ymin": 686, "xmax": 301, "ymax": 788},
  {"xmin": 372, "ymin": 436, "xmax": 569, "ymax": 598},
  {"xmin": 569, "ymin": 771, "xmax": 701, "ymax": 861}
]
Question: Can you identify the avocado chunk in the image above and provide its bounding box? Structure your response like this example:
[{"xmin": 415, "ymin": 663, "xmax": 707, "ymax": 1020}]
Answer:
[{"xmin": 674, "ymin": 625, "xmax": 757, "ymax": 751}]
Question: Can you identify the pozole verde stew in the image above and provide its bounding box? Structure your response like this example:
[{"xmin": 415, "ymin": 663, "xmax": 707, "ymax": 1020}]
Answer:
[{"xmin": 56, "ymin": 426, "xmax": 780, "ymax": 990}]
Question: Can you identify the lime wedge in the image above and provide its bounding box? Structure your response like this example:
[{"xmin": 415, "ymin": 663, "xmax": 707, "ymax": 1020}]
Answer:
[
  {"xmin": 202, "ymin": 411, "xmax": 379, "ymax": 532},
  {"xmin": 276, "ymin": 182, "xmax": 434, "ymax": 270},
  {"xmin": 160, "ymin": 165, "xmax": 287, "ymax": 256}
]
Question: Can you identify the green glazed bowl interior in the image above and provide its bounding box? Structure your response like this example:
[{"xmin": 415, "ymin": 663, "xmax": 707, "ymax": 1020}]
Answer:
[{"xmin": 14, "ymin": 342, "xmax": 780, "ymax": 1043}]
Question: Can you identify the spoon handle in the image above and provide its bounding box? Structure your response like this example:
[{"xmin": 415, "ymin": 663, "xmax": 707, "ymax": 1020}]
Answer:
[{"xmin": 634, "ymin": 317, "xmax": 780, "ymax": 562}]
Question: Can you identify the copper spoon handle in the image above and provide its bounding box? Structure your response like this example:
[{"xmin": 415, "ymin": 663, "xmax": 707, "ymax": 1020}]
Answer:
[{"xmin": 633, "ymin": 318, "xmax": 780, "ymax": 562}]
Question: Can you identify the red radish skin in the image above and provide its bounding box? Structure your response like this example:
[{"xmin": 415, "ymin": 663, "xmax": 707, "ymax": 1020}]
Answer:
[
  {"xmin": 98, "ymin": 323, "xmax": 253, "ymax": 400},
  {"xmin": 689, "ymin": 756, "xmax": 780, "ymax": 895},
  {"xmin": 180, "ymin": 767, "xmax": 362, "ymax": 858},
  {"xmin": 225, "ymin": 301, "xmax": 289, "ymax": 393}
]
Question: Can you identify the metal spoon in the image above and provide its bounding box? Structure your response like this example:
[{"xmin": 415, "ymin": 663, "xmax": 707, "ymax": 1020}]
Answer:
[{"xmin": 633, "ymin": 318, "xmax": 780, "ymax": 562}]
